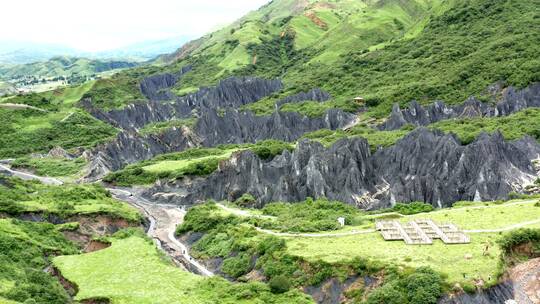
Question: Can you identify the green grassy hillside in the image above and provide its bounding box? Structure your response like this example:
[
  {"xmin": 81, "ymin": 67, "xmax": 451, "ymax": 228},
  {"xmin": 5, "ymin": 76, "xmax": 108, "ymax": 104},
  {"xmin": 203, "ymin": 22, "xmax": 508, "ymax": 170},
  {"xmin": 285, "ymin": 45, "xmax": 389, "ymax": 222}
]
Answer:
[
  {"xmin": 0, "ymin": 81, "xmax": 118, "ymax": 158},
  {"xmin": 159, "ymin": 0, "xmax": 539, "ymax": 118},
  {"xmin": 53, "ymin": 233, "xmax": 313, "ymax": 304},
  {"xmin": 0, "ymin": 56, "xmax": 139, "ymax": 81},
  {"xmin": 179, "ymin": 198, "xmax": 540, "ymax": 299}
]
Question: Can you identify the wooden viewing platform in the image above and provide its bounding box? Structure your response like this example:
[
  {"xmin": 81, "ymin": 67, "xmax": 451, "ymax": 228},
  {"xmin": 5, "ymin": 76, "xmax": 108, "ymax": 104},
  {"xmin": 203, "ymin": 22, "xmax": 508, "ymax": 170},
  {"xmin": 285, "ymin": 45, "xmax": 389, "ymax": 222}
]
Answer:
[{"xmin": 375, "ymin": 219, "xmax": 470, "ymax": 245}]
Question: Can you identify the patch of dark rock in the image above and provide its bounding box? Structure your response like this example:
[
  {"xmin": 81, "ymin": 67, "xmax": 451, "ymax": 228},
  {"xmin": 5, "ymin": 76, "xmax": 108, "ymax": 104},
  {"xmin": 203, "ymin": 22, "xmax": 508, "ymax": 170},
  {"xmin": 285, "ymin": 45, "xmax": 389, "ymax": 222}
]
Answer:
[
  {"xmin": 204, "ymin": 257, "xmax": 224, "ymax": 275},
  {"xmin": 179, "ymin": 231, "xmax": 204, "ymax": 245},
  {"xmin": 275, "ymin": 88, "xmax": 331, "ymax": 107},
  {"xmin": 84, "ymin": 76, "xmax": 283, "ymax": 130},
  {"xmin": 305, "ymin": 275, "xmax": 371, "ymax": 304},
  {"xmin": 438, "ymin": 281, "xmax": 515, "ymax": 304},
  {"xmin": 380, "ymin": 82, "xmax": 540, "ymax": 130},
  {"xmin": 83, "ymin": 107, "xmax": 355, "ymax": 181},
  {"xmin": 146, "ymin": 128, "xmax": 540, "ymax": 209}
]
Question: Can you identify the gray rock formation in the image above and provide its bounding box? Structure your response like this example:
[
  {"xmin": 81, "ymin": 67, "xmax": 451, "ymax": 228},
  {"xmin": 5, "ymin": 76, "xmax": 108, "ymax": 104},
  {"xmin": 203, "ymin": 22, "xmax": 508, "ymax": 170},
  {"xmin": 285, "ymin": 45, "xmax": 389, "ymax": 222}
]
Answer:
[
  {"xmin": 84, "ymin": 76, "xmax": 284, "ymax": 130},
  {"xmin": 139, "ymin": 66, "xmax": 192, "ymax": 101},
  {"xmin": 145, "ymin": 128, "xmax": 540, "ymax": 209},
  {"xmin": 81, "ymin": 75, "xmax": 356, "ymax": 180},
  {"xmin": 197, "ymin": 108, "xmax": 355, "ymax": 146},
  {"xmin": 275, "ymin": 88, "xmax": 331, "ymax": 107},
  {"xmin": 373, "ymin": 130, "xmax": 540, "ymax": 207},
  {"xmin": 82, "ymin": 126, "xmax": 202, "ymax": 180},
  {"xmin": 380, "ymin": 83, "xmax": 540, "ymax": 130},
  {"xmin": 83, "ymin": 108, "xmax": 356, "ymax": 181},
  {"xmin": 438, "ymin": 282, "xmax": 515, "ymax": 304}
]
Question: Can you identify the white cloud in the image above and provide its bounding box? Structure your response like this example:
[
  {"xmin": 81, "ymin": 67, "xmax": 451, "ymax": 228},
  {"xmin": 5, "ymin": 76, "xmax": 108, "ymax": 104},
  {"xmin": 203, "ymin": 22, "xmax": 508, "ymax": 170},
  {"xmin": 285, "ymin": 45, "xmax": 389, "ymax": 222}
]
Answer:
[{"xmin": 1, "ymin": 0, "xmax": 270, "ymax": 52}]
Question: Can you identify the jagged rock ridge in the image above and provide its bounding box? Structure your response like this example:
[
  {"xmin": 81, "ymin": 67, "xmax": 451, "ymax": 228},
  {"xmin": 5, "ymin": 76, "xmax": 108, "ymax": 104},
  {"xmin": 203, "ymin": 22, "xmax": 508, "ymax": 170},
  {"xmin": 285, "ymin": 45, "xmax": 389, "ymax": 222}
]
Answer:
[
  {"xmin": 84, "ymin": 75, "xmax": 284, "ymax": 130},
  {"xmin": 145, "ymin": 128, "xmax": 540, "ymax": 209},
  {"xmin": 380, "ymin": 83, "xmax": 540, "ymax": 130},
  {"xmin": 275, "ymin": 88, "xmax": 331, "ymax": 107},
  {"xmin": 139, "ymin": 66, "xmax": 192, "ymax": 101},
  {"xmin": 83, "ymin": 108, "xmax": 356, "ymax": 180},
  {"xmin": 82, "ymin": 74, "xmax": 355, "ymax": 180}
]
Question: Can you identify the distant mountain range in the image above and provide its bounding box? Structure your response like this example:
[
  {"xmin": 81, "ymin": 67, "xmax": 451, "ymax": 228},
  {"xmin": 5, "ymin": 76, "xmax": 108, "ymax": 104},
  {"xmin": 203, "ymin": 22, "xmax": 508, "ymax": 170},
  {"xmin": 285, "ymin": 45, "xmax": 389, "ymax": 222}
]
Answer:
[
  {"xmin": 0, "ymin": 36, "xmax": 193, "ymax": 65},
  {"xmin": 0, "ymin": 56, "xmax": 140, "ymax": 81}
]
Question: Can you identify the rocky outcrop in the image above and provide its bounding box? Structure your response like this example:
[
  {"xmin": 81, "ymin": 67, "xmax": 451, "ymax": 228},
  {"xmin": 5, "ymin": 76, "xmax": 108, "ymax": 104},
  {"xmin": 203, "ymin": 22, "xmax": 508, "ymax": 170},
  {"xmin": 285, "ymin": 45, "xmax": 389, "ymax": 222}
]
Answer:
[
  {"xmin": 438, "ymin": 282, "xmax": 515, "ymax": 304},
  {"xmin": 197, "ymin": 108, "xmax": 355, "ymax": 146},
  {"xmin": 83, "ymin": 108, "xmax": 356, "ymax": 181},
  {"xmin": 139, "ymin": 65, "xmax": 192, "ymax": 101},
  {"xmin": 145, "ymin": 128, "xmax": 540, "ymax": 209},
  {"xmin": 147, "ymin": 137, "xmax": 378, "ymax": 207},
  {"xmin": 139, "ymin": 73, "xmax": 178, "ymax": 101},
  {"xmin": 380, "ymin": 83, "xmax": 540, "ymax": 130},
  {"xmin": 47, "ymin": 147, "xmax": 73, "ymax": 159},
  {"xmin": 82, "ymin": 127, "xmax": 202, "ymax": 181},
  {"xmin": 373, "ymin": 130, "xmax": 540, "ymax": 207},
  {"xmin": 86, "ymin": 76, "xmax": 284, "ymax": 130},
  {"xmin": 275, "ymin": 88, "xmax": 331, "ymax": 107}
]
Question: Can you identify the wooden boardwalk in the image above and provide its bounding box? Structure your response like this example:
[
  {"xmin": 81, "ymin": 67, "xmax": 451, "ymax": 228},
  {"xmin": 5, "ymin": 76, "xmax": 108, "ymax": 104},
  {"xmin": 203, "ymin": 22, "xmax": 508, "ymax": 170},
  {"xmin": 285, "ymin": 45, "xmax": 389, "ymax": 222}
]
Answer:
[{"xmin": 375, "ymin": 219, "xmax": 470, "ymax": 245}]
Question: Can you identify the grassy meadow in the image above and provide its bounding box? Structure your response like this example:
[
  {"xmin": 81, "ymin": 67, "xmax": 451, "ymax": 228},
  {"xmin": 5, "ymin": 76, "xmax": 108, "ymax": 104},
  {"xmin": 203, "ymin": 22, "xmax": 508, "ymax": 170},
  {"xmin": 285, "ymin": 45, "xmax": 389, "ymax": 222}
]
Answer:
[
  {"xmin": 53, "ymin": 235, "xmax": 313, "ymax": 304},
  {"xmin": 284, "ymin": 199, "xmax": 540, "ymax": 287}
]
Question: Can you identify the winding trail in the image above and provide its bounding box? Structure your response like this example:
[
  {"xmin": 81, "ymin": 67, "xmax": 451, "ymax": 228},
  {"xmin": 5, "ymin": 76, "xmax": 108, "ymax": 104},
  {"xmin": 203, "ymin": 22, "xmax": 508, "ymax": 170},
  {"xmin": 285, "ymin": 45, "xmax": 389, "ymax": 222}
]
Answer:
[
  {"xmin": 108, "ymin": 188, "xmax": 214, "ymax": 277},
  {"xmin": 0, "ymin": 163, "xmax": 63, "ymax": 185},
  {"xmin": 218, "ymin": 201, "xmax": 540, "ymax": 238},
  {"xmin": 464, "ymin": 218, "xmax": 540, "ymax": 233}
]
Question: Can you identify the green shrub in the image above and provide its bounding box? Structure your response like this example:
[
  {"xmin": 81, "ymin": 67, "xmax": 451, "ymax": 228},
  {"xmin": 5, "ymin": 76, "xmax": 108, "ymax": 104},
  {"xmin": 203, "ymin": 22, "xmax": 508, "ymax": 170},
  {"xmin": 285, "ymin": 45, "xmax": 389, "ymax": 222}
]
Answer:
[
  {"xmin": 176, "ymin": 203, "xmax": 238, "ymax": 234},
  {"xmin": 0, "ymin": 220, "xmax": 78, "ymax": 303},
  {"xmin": 11, "ymin": 157, "xmax": 86, "ymax": 177},
  {"xmin": 235, "ymin": 193, "xmax": 257, "ymax": 208},
  {"xmin": 222, "ymin": 253, "xmax": 252, "ymax": 278},
  {"xmin": 497, "ymin": 228, "xmax": 540, "ymax": 256},
  {"xmin": 268, "ymin": 275, "xmax": 291, "ymax": 294},
  {"xmin": 366, "ymin": 267, "xmax": 443, "ymax": 304},
  {"xmin": 251, "ymin": 140, "xmax": 294, "ymax": 160},
  {"xmin": 366, "ymin": 281, "xmax": 406, "ymax": 304},
  {"xmin": 392, "ymin": 202, "xmax": 434, "ymax": 215}
]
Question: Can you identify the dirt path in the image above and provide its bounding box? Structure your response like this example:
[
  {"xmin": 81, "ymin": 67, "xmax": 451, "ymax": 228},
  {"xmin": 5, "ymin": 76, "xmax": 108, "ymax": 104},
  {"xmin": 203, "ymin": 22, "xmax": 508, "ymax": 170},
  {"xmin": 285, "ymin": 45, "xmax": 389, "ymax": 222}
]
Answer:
[
  {"xmin": 108, "ymin": 188, "xmax": 214, "ymax": 277},
  {"xmin": 0, "ymin": 163, "xmax": 63, "ymax": 185},
  {"xmin": 219, "ymin": 200, "xmax": 539, "ymax": 238},
  {"xmin": 0, "ymin": 103, "xmax": 47, "ymax": 112},
  {"xmin": 464, "ymin": 218, "xmax": 540, "ymax": 233}
]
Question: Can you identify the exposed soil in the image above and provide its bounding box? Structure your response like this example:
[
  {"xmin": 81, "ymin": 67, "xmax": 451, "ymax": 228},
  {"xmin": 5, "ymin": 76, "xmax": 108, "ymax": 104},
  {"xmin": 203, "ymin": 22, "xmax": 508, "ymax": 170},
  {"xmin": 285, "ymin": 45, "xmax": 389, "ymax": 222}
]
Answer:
[
  {"xmin": 305, "ymin": 11, "xmax": 329, "ymax": 30},
  {"xmin": 84, "ymin": 240, "xmax": 111, "ymax": 253},
  {"xmin": 50, "ymin": 267, "xmax": 78, "ymax": 297},
  {"xmin": 310, "ymin": 2, "xmax": 337, "ymax": 10},
  {"xmin": 509, "ymin": 257, "xmax": 540, "ymax": 304}
]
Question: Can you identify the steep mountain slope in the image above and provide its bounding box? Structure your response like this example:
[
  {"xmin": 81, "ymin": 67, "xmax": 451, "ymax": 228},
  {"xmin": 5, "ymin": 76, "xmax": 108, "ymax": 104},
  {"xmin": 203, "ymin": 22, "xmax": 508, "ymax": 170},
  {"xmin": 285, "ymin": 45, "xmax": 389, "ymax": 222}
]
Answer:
[{"xmin": 162, "ymin": 0, "xmax": 538, "ymax": 118}]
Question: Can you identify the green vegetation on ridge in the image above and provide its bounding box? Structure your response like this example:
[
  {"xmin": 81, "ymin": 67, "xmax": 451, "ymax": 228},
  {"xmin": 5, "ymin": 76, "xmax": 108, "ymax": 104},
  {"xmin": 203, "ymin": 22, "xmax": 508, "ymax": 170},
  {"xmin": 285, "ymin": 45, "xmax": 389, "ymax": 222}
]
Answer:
[
  {"xmin": 11, "ymin": 157, "xmax": 86, "ymax": 178},
  {"xmin": 0, "ymin": 81, "xmax": 118, "ymax": 158},
  {"xmin": 104, "ymin": 140, "xmax": 294, "ymax": 186},
  {"xmin": 0, "ymin": 219, "xmax": 78, "ymax": 303},
  {"xmin": 0, "ymin": 177, "xmax": 141, "ymax": 222},
  {"xmin": 162, "ymin": 0, "xmax": 540, "ymax": 119}
]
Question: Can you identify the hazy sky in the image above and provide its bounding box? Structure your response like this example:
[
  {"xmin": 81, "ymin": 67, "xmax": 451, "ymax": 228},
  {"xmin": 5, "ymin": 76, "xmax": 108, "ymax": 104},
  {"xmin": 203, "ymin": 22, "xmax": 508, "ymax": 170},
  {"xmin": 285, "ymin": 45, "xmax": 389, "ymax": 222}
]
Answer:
[{"xmin": 1, "ymin": 0, "xmax": 270, "ymax": 52}]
